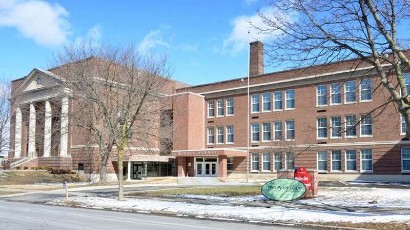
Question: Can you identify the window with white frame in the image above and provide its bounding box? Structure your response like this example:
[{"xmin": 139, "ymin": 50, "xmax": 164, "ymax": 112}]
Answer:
[
  {"xmin": 262, "ymin": 153, "xmax": 271, "ymax": 171},
  {"xmin": 226, "ymin": 125, "xmax": 234, "ymax": 144},
  {"xmin": 251, "ymin": 94, "xmax": 260, "ymax": 113},
  {"xmin": 360, "ymin": 78, "xmax": 372, "ymax": 101},
  {"xmin": 330, "ymin": 83, "xmax": 341, "ymax": 105},
  {"xmin": 331, "ymin": 116, "xmax": 342, "ymax": 138},
  {"xmin": 317, "ymin": 117, "xmax": 327, "ymax": 139},
  {"xmin": 216, "ymin": 126, "xmax": 224, "ymax": 144},
  {"xmin": 262, "ymin": 122, "xmax": 271, "ymax": 141},
  {"xmin": 274, "ymin": 121, "xmax": 282, "ymax": 140},
  {"xmin": 345, "ymin": 115, "xmax": 357, "ymax": 137},
  {"xmin": 317, "ymin": 85, "xmax": 327, "ymax": 106},
  {"xmin": 274, "ymin": 153, "xmax": 282, "ymax": 170},
  {"xmin": 401, "ymin": 148, "xmax": 410, "ymax": 172},
  {"xmin": 274, "ymin": 91, "xmax": 283, "ymax": 110},
  {"xmin": 227, "ymin": 157, "xmax": 234, "ymax": 171},
  {"xmin": 285, "ymin": 89, "xmax": 295, "ymax": 109},
  {"xmin": 262, "ymin": 92, "xmax": 272, "ymax": 112},
  {"xmin": 331, "ymin": 150, "xmax": 342, "ymax": 171},
  {"xmin": 251, "ymin": 153, "xmax": 259, "ymax": 171},
  {"xmin": 251, "ymin": 123, "xmax": 260, "ymax": 142},
  {"xmin": 361, "ymin": 149, "xmax": 373, "ymax": 171},
  {"xmin": 226, "ymin": 97, "xmax": 234, "ymax": 116},
  {"xmin": 360, "ymin": 114, "xmax": 372, "ymax": 136},
  {"xmin": 404, "ymin": 73, "xmax": 410, "ymax": 94},
  {"xmin": 207, "ymin": 127, "xmax": 215, "ymax": 144},
  {"xmin": 217, "ymin": 99, "xmax": 224, "ymax": 116},
  {"xmin": 401, "ymin": 115, "xmax": 407, "ymax": 135},
  {"xmin": 317, "ymin": 151, "xmax": 327, "ymax": 171},
  {"xmin": 345, "ymin": 150, "xmax": 357, "ymax": 171},
  {"xmin": 345, "ymin": 80, "xmax": 356, "ymax": 103},
  {"xmin": 285, "ymin": 152, "xmax": 295, "ymax": 169},
  {"xmin": 208, "ymin": 101, "xmax": 215, "ymax": 117},
  {"xmin": 285, "ymin": 120, "xmax": 295, "ymax": 140}
]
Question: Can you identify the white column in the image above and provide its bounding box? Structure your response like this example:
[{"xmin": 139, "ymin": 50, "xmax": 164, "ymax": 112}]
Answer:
[
  {"xmin": 127, "ymin": 161, "xmax": 131, "ymax": 180},
  {"xmin": 14, "ymin": 107, "xmax": 22, "ymax": 158},
  {"xmin": 60, "ymin": 97, "xmax": 69, "ymax": 157},
  {"xmin": 28, "ymin": 103, "xmax": 36, "ymax": 158},
  {"xmin": 43, "ymin": 101, "xmax": 52, "ymax": 157}
]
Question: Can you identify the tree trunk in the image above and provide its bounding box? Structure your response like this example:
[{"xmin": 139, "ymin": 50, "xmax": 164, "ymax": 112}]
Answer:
[
  {"xmin": 117, "ymin": 146, "xmax": 124, "ymax": 200},
  {"xmin": 99, "ymin": 152, "xmax": 109, "ymax": 183}
]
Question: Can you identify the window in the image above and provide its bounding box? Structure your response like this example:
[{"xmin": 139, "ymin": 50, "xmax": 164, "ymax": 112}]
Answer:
[
  {"xmin": 330, "ymin": 83, "xmax": 341, "ymax": 105},
  {"xmin": 401, "ymin": 115, "xmax": 407, "ymax": 135},
  {"xmin": 361, "ymin": 149, "xmax": 373, "ymax": 171},
  {"xmin": 360, "ymin": 114, "xmax": 372, "ymax": 136},
  {"xmin": 226, "ymin": 125, "xmax": 234, "ymax": 144},
  {"xmin": 251, "ymin": 123, "xmax": 260, "ymax": 142},
  {"xmin": 346, "ymin": 150, "xmax": 357, "ymax": 171},
  {"xmin": 345, "ymin": 115, "xmax": 357, "ymax": 137},
  {"xmin": 331, "ymin": 150, "xmax": 342, "ymax": 171},
  {"xmin": 251, "ymin": 153, "xmax": 259, "ymax": 171},
  {"xmin": 226, "ymin": 98, "xmax": 234, "ymax": 116},
  {"xmin": 345, "ymin": 80, "xmax": 356, "ymax": 103},
  {"xmin": 207, "ymin": 127, "xmax": 215, "ymax": 144},
  {"xmin": 262, "ymin": 153, "xmax": 271, "ymax": 171},
  {"xmin": 285, "ymin": 120, "xmax": 295, "ymax": 140},
  {"xmin": 217, "ymin": 126, "xmax": 224, "ymax": 144},
  {"xmin": 317, "ymin": 85, "xmax": 327, "ymax": 106},
  {"xmin": 331, "ymin": 116, "xmax": 342, "ymax": 138},
  {"xmin": 317, "ymin": 151, "xmax": 327, "ymax": 171},
  {"xmin": 274, "ymin": 91, "xmax": 283, "ymax": 110},
  {"xmin": 285, "ymin": 152, "xmax": 295, "ymax": 169},
  {"xmin": 317, "ymin": 117, "xmax": 327, "ymax": 139},
  {"xmin": 262, "ymin": 123, "xmax": 271, "ymax": 141},
  {"xmin": 251, "ymin": 94, "xmax": 260, "ymax": 113},
  {"xmin": 217, "ymin": 99, "xmax": 224, "ymax": 116},
  {"xmin": 404, "ymin": 73, "xmax": 410, "ymax": 94},
  {"xmin": 285, "ymin": 89, "xmax": 295, "ymax": 109},
  {"xmin": 208, "ymin": 101, "xmax": 215, "ymax": 117},
  {"xmin": 262, "ymin": 93, "xmax": 272, "ymax": 112},
  {"xmin": 274, "ymin": 121, "xmax": 282, "ymax": 140},
  {"xmin": 227, "ymin": 157, "xmax": 234, "ymax": 171},
  {"xmin": 360, "ymin": 78, "xmax": 372, "ymax": 101},
  {"xmin": 401, "ymin": 148, "xmax": 410, "ymax": 172},
  {"xmin": 274, "ymin": 153, "xmax": 282, "ymax": 170}
]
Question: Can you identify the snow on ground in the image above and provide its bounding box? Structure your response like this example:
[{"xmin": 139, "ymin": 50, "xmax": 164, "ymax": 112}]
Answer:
[{"xmin": 49, "ymin": 186, "xmax": 410, "ymax": 224}]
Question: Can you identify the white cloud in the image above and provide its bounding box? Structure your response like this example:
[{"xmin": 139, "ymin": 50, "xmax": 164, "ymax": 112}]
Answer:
[
  {"xmin": 0, "ymin": 0, "xmax": 71, "ymax": 47},
  {"xmin": 74, "ymin": 25, "xmax": 102, "ymax": 48},
  {"xmin": 138, "ymin": 27, "xmax": 171, "ymax": 54}
]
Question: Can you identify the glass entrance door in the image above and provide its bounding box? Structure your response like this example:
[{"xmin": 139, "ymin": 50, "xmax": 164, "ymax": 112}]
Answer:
[{"xmin": 195, "ymin": 158, "xmax": 217, "ymax": 177}]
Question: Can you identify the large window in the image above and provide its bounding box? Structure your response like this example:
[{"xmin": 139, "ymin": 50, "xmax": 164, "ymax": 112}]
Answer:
[
  {"xmin": 226, "ymin": 125, "xmax": 234, "ymax": 144},
  {"xmin": 251, "ymin": 123, "xmax": 260, "ymax": 142},
  {"xmin": 317, "ymin": 117, "xmax": 327, "ymax": 139},
  {"xmin": 345, "ymin": 80, "xmax": 356, "ymax": 103},
  {"xmin": 262, "ymin": 93, "xmax": 272, "ymax": 112},
  {"xmin": 251, "ymin": 153, "xmax": 259, "ymax": 171},
  {"xmin": 285, "ymin": 120, "xmax": 295, "ymax": 140},
  {"xmin": 317, "ymin": 85, "xmax": 327, "ymax": 106},
  {"xmin": 331, "ymin": 150, "xmax": 342, "ymax": 171},
  {"xmin": 360, "ymin": 114, "xmax": 372, "ymax": 136},
  {"xmin": 285, "ymin": 89, "xmax": 295, "ymax": 109},
  {"xmin": 345, "ymin": 115, "xmax": 357, "ymax": 137},
  {"xmin": 262, "ymin": 153, "xmax": 271, "ymax": 171},
  {"xmin": 217, "ymin": 99, "xmax": 224, "ymax": 116},
  {"xmin": 274, "ymin": 153, "xmax": 282, "ymax": 170},
  {"xmin": 401, "ymin": 148, "xmax": 410, "ymax": 172},
  {"xmin": 262, "ymin": 123, "xmax": 271, "ymax": 141},
  {"xmin": 346, "ymin": 150, "xmax": 357, "ymax": 171},
  {"xmin": 251, "ymin": 94, "xmax": 260, "ymax": 113},
  {"xmin": 331, "ymin": 116, "xmax": 342, "ymax": 138},
  {"xmin": 317, "ymin": 151, "xmax": 327, "ymax": 171},
  {"xmin": 285, "ymin": 152, "xmax": 295, "ymax": 169},
  {"xmin": 360, "ymin": 78, "xmax": 372, "ymax": 101},
  {"xmin": 226, "ymin": 97, "xmax": 234, "ymax": 116},
  {"xmin": 330, "ymin": 83, "xmax": 341, "ymax": 105},
  {"xmin": 274, "ymin": 91, "xmax": 283, "ymax": 110},
  {"xmin": 207, "ymin": 127, "xmax": 214, "ymax": 144},
  {"xmin": 216, "ymin": 126, "xmax": 224, "ymax": 144},
  {"xmin": 274, "ymin": 121, "xmax": 282, "ymax": 140},
  {"xmin": 208, "ymin": 101, "xmax": 215, "ymax": 117},
  {"xmin": 361, "ymin": 149, "xmax": 373, "ymax": 171}
]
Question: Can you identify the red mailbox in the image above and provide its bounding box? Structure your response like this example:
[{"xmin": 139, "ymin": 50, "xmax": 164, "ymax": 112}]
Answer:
[{"xmin": 294, "ymin": 167, "xmax": 312, "ymax": 191}]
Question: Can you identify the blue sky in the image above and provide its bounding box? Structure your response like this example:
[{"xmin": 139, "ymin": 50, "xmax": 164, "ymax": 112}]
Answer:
[{"xmin": 0, "ymin": 0, "xmax": 274, "ymax": 85}]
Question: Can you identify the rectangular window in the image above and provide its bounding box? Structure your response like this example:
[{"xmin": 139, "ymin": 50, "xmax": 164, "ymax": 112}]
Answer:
[
  {"xmin": 262, "ymin": 122, "xmax": 271, "ymax": 141},
  {"xmin": 251, "ymin": 123, "xmax": 260, "ymax": 142},
  {"xmin": 285, "ymin": 152, "xmax": 295, "ymax": 169},
  {"xmin": 274, "ymin": 121, "xmax": 282, "ymax": 140},
  {"xmin": 251, "ymin": 153, "xmax": 259, "ymax": 171},
  {"xmin": 208, "ymin": 101, "xmax": 215, "ymax": 117},
  {"xmin": 331, "ymin": 150, "xmax": 342, "ymax": 171},
  {"xmin": 285, "ymin": 120, "xmax": 295, "ymax": 140},
  {"xmin": 360, "ymin": 78, "xmax": 372, "ymax": 101},
  {"xmin": 274, "ymin": 91, "xmax": 283, "ymax": 110},
  {"xmin": 217, "ymin": 126, "xmax": 224, "ymax": 144},
  {"xmin": 345, "ymin": 115, "xmax": 357, "ymax": 137},
  {"xmin": 317, "ymin": 117, "xmax": 327, "ymax": 139},
  {"xmin": 207, "ymin": 127, "xmax": 215, "ymax": 144},
  {"xmin": 345, "ymin": 80, "xmax": 356, "ymax": 103},
  {"xmin": 331, "ymin": 116, "xmax": 342, "ymax": 138},
  {"xmin": 262, "ymin": 92, "xmax": 272, "ymax": 112},
  {"xmin": 274, "ymin": 153, "xmax": 282, "ymax": 170},
  {"xmin": 361, "ymin": 149, "xmax": 373, "ymax": 171},
  {"xmin": 360, "ymin": 114, "xmax": 372, "ymax": 136},
  {"xmin": 317, "ymin": 151, "xmax": 328, "ymax": 171},
  {"xmin": 285, "ymin": 89, "xmax": 295, "ymax": 109},
  {"xmin": 317, "ymin": 85, "xmax": 327, "ymax": 106},
  {"xmin": 217, "ymin": 99, "xmax": 224, "ymax": 116},
  {"xmin": 330, "ymin": 83, "xmax": 341, "ymax": 105},
  {"xmin": 262, "ymin": 153, "xmax": 271, "ymax": 171},
  {"xmin": 401, "ymin": 148, "xmax": 410, "ymax": 172},
  {"xmin": 226, "ymin": 97, "xmax": 234, "ymax": 116},
  {"xmin": 226, "ymin": 125, "xmax": 234, "ymax": 144},
  {"xmin": 401, "ymin": 115, "xmax": 407, "ymax": 135},
  {"xmin": 227, "ymin": 157, "xmax": 234, "ymax": 171},
  {"xmin": 405, "ymin": 73, "xmax": 410, "ymax": 94},
  {"xmin": 251, "ymin": 94, "xmax": 260, "ymax": 113},
  {"xmin": 346, "ymin": 150, "xmax": 357, "ymax": 171}
]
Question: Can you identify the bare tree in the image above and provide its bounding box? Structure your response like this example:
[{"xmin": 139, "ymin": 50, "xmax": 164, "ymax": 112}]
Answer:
[
  {"xmin": 255, "ymin": 0, "xmax": 410, "ymax": 138},
  {"xmin": 53, "ymin": 43, "xmax": 172, "ymax": 200},
  {"xmin": 0, "ymin": 78, "xmax": 10, "ymax": 156}
]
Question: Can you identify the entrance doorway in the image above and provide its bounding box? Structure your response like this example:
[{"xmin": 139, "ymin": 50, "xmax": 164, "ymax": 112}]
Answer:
[
  {"xmin": 131, "ymin": 162, "xmax": 144, "ymax": 180},
  {"xmin": 195, "ymin": 158, "xmax": 217, "ymax": 177}
]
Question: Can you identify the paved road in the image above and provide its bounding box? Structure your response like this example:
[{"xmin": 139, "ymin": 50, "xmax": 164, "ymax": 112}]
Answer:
[{"xmin": 0, "ymin": 201, "xmax": 305, "ymax": 230}]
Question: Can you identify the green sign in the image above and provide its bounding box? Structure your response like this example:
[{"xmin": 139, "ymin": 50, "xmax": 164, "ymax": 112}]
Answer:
[{"xmin": 261, "ymin": 178, "xmax": 306, "ymax": 201}]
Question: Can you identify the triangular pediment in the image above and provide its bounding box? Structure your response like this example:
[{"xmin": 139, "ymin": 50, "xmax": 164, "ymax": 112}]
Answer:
[{"xmin": 15, "ymin": 68, "xmax": 65, "ymax": 94}]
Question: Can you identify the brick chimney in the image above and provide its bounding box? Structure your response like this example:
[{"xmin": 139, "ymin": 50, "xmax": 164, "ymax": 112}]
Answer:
[{"xmin": 249, "ymin": 41, "xmax": 264, "ymax": 77}]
